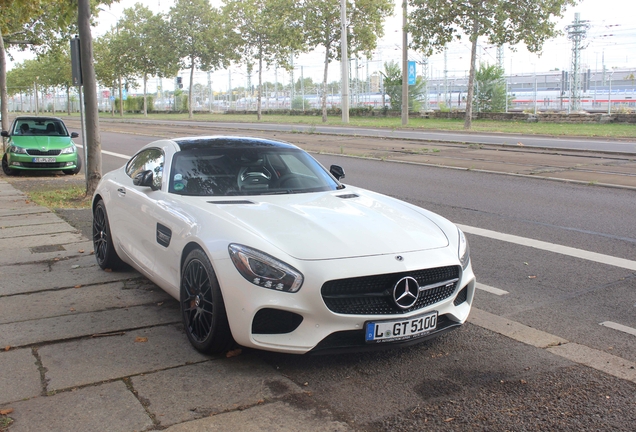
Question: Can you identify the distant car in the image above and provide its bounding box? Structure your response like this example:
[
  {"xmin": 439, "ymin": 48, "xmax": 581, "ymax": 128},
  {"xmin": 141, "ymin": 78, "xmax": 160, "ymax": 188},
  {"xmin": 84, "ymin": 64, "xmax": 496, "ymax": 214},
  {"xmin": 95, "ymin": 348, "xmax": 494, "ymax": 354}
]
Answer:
[
  {"xmin": 1, "ymin": 116, "xmax": 81, "ymax": 176},
  {"xmin": 92, "ymin": 136, "xmax": 475, "ymax": 354}
]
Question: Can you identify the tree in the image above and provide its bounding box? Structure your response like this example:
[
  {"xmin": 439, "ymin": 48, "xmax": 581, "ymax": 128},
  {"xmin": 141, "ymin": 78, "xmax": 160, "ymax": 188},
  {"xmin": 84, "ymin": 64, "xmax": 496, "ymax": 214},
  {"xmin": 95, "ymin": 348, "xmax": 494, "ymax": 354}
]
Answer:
[
  {"xmin": 112, "ymin": 5, "xmax": 178, "ymax": 116},
  {"xmin": 301, "ymin": 0, "xmax": 393, "ymax": 122},
  {"xmin": 224, "ymin": 0, "xmax": 302, "ymax": 120},
  {"xmin": 381, "ymin": 60, "xmax": 425, "ymax": 111},
  {"xmin": 474, "ymin": 62, "xmax": 508, "ymax": 113},
  {"xmin": 408, "ymin": 0, "xmax": 576, "ymax": 129},
  {"xmin": 169, "ymin": 0, "xmax": 235, "ymax": 119},
  {"xmin": 37, "ymin": 46, "xmax": 74, "ymax": 114}
]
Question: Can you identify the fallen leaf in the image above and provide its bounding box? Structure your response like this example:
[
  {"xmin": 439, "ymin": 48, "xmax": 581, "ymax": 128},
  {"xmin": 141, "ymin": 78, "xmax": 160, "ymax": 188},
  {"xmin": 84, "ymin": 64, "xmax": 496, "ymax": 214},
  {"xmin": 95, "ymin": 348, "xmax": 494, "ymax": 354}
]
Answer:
[
  {"xmin": 4, "ymin": 346, "xmax": 10, "ymax": 351},
  {"xmin": 135, "ymin": 337, "xmax": 148, "ymax": 343},
  {"xmin": 90, "ymin": 250, "xmax": 95, "ymax": 255},
  {"xmin": 78, "ymin": 249, "xmax": 85, "ymax": 253},
  {"xmin": 524, "ymin": 262, "xmax": 529, "ymax": 266},
  {"xmin": 104, "ymin": 268, "xmax": 112, "ymax": 272},
  {"xmin": 0, "ymin": 408, "xmax": 14, "ymax": 415},
  {"xmin": 69, "ymin": 308, "xmax": 76, "ymax": 312},
  {"xmin": 157, "ymin": 302, "xmax": 164, "ymax": 306},
  {"xmin": 520, "ymin": 379, "xmax": 527, "ymax": 384},
  {"xmin": 444, "ymin": 418, "xmax": 454, "ymax": 422},
  {"xmin": 71, "ymin": 265, "xmax": 80, "ymax": 269},
  {"xmin": 528, "ymin": 275, "xmax": 537, "ymax": 279},
  {"xmin": 74, "ymin": 285, "xmax": 82, "ymax": 289},
  {"xmin": 226, "ymin": 348, "xmax": 242, "ymax": 358},
  {"xmin": 517, "ymin": 142, "xmax": 524, "ymax": 146},
  {"xmin": 303, "ymin": 382, "xmax": 309, "ymax": 386}
]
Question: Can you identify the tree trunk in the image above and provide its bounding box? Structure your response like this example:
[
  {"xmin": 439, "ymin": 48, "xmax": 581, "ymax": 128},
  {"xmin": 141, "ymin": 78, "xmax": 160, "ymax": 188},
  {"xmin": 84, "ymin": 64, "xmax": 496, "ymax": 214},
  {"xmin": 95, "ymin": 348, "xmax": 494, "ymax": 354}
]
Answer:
[
  {"xmin": 0, "ymin": 33, "xmax": 9, "ymax": 150},
  {"xmin": 78, "ymin": 0, "xmax": 102, "ymax": 196},
  {"xmin": 189, "ymin": 61, "xmax": 195, "ymax": 119},
  {"xmin": 464, "ymin": 19, "xmax": 479, "ymax": 130},
  {"xmin": 257, "ymin": 55, "xmax": 262, "ymax": 121},
  {"xmin": 143, "ymin": 75, "xmax": 147, "ymax": 117},
  {"xmin": 321, "ymin": 45, "xmax": 330, "ymax": 123}
]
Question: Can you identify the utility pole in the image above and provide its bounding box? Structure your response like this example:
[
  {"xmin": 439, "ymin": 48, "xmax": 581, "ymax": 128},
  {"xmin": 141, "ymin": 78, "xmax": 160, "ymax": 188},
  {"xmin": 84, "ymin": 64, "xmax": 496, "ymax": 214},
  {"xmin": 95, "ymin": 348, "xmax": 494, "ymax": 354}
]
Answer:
[
  {"xmin": 496, "ymin": 45, "xmax": 504, "ymax": 70},
  {"xmin": 340, "ymin": 0, "xmax": 350, "ymax": 123},
  {"xmin": 566, "ymin": 12, "xmax": 590, "ymax": 112},
  {"xmin": 401, "ymin": 0, "xmax": 408, "ymax": 126}
]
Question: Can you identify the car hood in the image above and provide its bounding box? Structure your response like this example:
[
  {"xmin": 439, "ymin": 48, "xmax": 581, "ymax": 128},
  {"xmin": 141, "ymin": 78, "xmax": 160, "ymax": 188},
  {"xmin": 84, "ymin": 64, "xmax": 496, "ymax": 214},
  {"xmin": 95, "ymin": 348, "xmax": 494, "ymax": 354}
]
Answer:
[
  {"xmin": 10, "ymin": 136, "xmax": 72, "ymax": 150},
  {"xmin": 205, "ymin": 190, "xmax": 449, "ymax": 260}
]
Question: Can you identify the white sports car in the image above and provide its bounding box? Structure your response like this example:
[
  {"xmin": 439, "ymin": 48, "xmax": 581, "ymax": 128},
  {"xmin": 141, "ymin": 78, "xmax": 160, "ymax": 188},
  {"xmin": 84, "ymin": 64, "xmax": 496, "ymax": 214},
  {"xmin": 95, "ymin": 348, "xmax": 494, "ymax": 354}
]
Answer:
[{"xmin": 92, "ymin": 136, "xmax": 475, "ymax": 354}]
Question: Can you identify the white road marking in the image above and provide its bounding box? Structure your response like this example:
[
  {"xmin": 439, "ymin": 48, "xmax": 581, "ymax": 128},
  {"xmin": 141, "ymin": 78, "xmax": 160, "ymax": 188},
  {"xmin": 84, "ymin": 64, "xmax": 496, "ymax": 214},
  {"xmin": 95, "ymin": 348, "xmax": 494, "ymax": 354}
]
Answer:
[
  {"xmin": 76, "ymin": 145, "xmax": 130, "ymax": 160},
  {"xmin": 475, "ymin": 283, "xmax": 509, "ymax": 296},
  {"xmin": 458, "ymin": 224, "xmax": 636, "ymax": 272},
  {"xmin": 600, "ymin": 321, "xmax": 636, "ymax": 337}
]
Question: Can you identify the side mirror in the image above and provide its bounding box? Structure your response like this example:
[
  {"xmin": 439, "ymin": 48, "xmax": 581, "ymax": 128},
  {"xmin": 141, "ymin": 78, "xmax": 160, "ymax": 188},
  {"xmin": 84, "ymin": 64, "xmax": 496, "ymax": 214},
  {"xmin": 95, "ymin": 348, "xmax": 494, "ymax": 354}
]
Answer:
[
  {"xmin": 1, "ymin": 131, "xmax": 9, "ymax": 137},
  {"xmin": 133, "ymin": 170, "xmax": 156, "ymax": 189},
  {"xmin": 330, "ymin": 165, "xmax": 345, "ymax": 181},
  {"xmin": 70, "ymin": 132, "xmax": 79, "ymax": 138}
]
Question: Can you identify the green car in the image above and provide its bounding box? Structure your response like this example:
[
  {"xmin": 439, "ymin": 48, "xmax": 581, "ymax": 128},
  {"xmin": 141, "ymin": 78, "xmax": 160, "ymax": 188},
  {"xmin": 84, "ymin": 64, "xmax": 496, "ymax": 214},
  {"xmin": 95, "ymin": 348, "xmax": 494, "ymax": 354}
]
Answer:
[{"xmin": 2, "ymin": 116, "xmax": 82, "ymax": 176}]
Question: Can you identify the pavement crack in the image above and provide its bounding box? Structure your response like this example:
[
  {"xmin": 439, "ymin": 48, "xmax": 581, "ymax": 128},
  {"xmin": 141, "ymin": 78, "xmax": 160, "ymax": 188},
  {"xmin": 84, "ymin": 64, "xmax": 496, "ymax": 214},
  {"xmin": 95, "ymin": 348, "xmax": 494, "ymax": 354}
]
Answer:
[
  {"xmin": 31, "ymin": 347, "xmax": 50, "ymax": 397},
  {"xmin": 122, "ymin": 377, "xmax": 160, "ymax": 428}
]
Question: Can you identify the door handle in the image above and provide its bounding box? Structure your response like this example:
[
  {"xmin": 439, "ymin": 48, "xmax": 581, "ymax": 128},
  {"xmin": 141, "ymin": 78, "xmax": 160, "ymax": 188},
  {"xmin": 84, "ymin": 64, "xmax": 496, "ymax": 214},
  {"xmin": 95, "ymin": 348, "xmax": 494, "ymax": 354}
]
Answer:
[{"xmin": 117, "ymin": 187, "xmax": 126, "ymax": 195}]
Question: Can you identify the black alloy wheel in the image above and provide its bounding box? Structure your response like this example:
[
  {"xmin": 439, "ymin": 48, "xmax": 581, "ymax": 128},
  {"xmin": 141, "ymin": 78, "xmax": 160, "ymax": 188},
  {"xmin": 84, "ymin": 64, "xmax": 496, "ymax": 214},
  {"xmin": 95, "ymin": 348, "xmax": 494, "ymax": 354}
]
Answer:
[
  {"xmin": 181, "ymin": 249, "xmax": 233, "ymax": 354},
  {"xmin": 92, "ymin": 200, "xmax": 124, "ymax": 270},
  {"xmin": 2, "ymin": 154, "xmax": 19, "ymax": 176}
]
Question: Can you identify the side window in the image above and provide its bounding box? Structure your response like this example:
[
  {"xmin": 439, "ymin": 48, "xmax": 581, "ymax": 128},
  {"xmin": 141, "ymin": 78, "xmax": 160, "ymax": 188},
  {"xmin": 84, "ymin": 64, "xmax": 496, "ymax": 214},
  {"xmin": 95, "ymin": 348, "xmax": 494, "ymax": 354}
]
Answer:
[{"xmin": 126, "ymin": 148, "xmax": 164, "ymax": 190}]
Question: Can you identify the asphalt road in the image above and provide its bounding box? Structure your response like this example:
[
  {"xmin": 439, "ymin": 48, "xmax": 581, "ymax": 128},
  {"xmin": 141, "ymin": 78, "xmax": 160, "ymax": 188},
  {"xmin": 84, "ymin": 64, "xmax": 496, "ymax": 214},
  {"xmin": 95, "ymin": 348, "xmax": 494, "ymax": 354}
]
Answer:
[{"xmin": 2, "ymin": 124, "xmax": 635, "ymax": 430}]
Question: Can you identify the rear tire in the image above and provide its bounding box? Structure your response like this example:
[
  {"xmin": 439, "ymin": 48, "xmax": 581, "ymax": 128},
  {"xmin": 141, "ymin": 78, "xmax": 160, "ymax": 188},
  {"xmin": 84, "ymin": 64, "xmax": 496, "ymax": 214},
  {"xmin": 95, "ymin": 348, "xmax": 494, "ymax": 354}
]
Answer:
[
  {"xmin": 181, "ymin": 249, "xmax": 234, "ymax": 354},
  {"xmin": 63, "ymin": 154, "xmax": 82, "ymax": 175},
  {"xmin": 2, "ymin": 154, "xmax": 19, "ymax": 176},
  {"xmin": 92, "ymin": 200, "xmax": 125, "ymax": 270}
]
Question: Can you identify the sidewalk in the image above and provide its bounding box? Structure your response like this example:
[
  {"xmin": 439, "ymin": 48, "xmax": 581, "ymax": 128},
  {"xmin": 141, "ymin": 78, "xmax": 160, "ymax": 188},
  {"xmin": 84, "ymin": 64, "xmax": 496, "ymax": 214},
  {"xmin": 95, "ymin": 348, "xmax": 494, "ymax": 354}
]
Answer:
[{"xmin": 0, "ymin": 179, "xmax": 348, "ymax": 432}]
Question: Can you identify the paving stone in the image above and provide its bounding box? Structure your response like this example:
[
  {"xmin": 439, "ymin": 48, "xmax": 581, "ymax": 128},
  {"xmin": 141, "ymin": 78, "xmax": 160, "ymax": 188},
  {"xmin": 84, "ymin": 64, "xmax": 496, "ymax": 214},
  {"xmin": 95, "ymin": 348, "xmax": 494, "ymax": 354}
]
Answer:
[
  {"xmin": 3, "ymin": 381, "xmax": 152, "ymax": 432},
  {"xmin": 0, "ymin": 222, "xmax": 76, "ymax": 239},
  {"xmin": 132, "ymin": 357, "xmax": 303, "ymax": 428},
  {"xmin": 0, "ymin": 240, "xmax": 93, "ymax": 266},
  {"xmin": 0, "ymin": 212, "xmax": 62, "ymax": 228},
  {"xmin": 40, "ymin": 324, "xmax": 207, "ymax": 391},
  {"xmin": 0, "ymin": 279, "xmax": 172, "ymax": 324},
  {"xmin": 0, "ymin": 348, "xmax": 42, "ymax": 405},
  {"xmin": 0, "ymin": 302, "xmax": 180, "ymax": 348},
  {"xmin": 162, "ymin": 401, "xmax": 350, "ymax": 432},
  {"xmin": 0, "ymin": 254, "xmax": 140, "ymax": 295},
  {"xmin": 0, "ymin": 231, "xmax": 84, "ymax": 249}
]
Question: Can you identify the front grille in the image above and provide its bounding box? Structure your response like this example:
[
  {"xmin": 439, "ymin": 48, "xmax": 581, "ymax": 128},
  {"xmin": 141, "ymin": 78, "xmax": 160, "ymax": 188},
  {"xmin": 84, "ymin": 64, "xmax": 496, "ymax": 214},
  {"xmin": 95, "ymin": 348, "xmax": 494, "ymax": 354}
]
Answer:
[
  {"xmin": 321, "ymin": 265, "xmax": 460, "ymax": 315},
  {"xmin": 252, "ymin": 308, "xmax": 303, "ymax": 334},
  {"xmin": 19, "ymin": 162, "xmax": 68, "ymax": 169},
  {"xmin": 26, "ymin": 149, "xmax": 61, "ymax": 156}
]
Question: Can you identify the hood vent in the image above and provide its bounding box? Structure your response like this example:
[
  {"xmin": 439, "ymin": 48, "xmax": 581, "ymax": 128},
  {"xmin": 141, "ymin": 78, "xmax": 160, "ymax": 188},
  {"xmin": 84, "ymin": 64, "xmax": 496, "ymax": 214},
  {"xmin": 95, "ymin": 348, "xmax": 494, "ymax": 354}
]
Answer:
[
  {"xmin": 336, "ymin": 194, "xmax": 359, "ymax": 199},
  {"xmin": 208, "ymin": 200, "xmax": 256, "ymax": 205}
]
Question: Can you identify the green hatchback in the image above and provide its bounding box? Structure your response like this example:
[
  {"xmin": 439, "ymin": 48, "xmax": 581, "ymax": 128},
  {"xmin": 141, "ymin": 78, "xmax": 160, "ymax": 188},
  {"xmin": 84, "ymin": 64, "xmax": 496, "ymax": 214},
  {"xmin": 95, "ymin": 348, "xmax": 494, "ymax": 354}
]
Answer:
[{"xmin": 2, "ymin": 116, "xmax": 82, "ymax": 176}]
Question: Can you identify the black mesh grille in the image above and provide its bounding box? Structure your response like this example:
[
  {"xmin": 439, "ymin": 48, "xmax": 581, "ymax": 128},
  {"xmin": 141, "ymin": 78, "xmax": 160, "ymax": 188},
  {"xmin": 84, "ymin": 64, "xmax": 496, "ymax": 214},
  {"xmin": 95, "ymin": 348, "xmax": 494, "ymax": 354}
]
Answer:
[
  {"xmin": 453, "ymin": 286, "xmax": 468, "ymax": 306},
  {"xmin": 26, "ymin": 149, "xmax": 61, "ymax": 156},
  {"xmin": 19, "ymin": 162, "xmax": 68, "ymax": 169},
  {"xmin": 321, "ymin": 265, "xmax": 460, "ymax": 315},
  {"xmin": 252, "ymin": 308, "xmax": 303, "ymax": 334}
]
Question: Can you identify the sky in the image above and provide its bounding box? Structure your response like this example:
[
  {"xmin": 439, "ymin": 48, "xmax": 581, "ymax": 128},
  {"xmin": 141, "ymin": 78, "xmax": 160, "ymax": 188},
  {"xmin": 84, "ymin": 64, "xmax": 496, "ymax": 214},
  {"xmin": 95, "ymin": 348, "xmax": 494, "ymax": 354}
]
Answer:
[{"xmin": 6, "ymin": 0, "xmax": 635, "ymax": 93}]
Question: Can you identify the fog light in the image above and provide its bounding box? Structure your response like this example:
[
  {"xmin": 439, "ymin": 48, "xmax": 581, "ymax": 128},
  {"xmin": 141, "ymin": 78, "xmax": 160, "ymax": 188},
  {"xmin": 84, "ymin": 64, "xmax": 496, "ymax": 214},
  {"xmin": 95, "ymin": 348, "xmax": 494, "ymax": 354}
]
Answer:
[
  {"xmin": 66, "ymin": 162, "xmax": 74, "ymax": 166},
  {"xmin": 11, "ymin": 162, "xmax": 22, "ymax": 166}
]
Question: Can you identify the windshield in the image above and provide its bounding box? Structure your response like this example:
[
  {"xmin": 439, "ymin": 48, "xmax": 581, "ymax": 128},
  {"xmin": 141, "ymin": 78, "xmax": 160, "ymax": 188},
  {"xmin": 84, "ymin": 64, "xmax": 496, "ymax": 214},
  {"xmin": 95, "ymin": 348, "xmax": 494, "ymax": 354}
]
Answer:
[
  {"xmin": 169, "ymin": 147, "xmax": 339, "ymax": 196},
  {"xmin": 12, "ymin": 119, "xmax": 69, "ymax": 137}
]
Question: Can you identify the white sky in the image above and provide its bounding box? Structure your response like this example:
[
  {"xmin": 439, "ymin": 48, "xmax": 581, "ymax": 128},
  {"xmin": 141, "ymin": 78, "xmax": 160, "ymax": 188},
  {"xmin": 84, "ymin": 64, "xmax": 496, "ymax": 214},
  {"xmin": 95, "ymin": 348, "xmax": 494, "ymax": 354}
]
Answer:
[{"xmin": 7, "ymin": 0, "xmax": 635, "ymax": 93}]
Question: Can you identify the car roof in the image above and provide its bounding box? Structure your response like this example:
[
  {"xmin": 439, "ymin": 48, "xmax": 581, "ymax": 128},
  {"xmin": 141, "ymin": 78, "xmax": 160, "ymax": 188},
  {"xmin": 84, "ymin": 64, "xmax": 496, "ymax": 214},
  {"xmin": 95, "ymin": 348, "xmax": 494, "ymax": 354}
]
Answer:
[
  {"xmin": 173, "ymin": 136, "xmax": 300, "ymax": 151},
  {"xmin": 14, "ymin": 116, "xmax": 65, "ymax": 123}
]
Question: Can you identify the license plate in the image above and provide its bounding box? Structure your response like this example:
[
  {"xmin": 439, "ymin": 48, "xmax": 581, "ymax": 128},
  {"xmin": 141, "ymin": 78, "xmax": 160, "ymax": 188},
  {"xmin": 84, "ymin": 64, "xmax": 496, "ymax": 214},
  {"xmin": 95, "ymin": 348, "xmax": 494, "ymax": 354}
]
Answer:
[
  {"xmin": 32, "ymin": 157, "xmax": 56, "ymax": 163},
  {"xmin": 365, "ymin": 311, "xmax": 438, "ymax": 343}
]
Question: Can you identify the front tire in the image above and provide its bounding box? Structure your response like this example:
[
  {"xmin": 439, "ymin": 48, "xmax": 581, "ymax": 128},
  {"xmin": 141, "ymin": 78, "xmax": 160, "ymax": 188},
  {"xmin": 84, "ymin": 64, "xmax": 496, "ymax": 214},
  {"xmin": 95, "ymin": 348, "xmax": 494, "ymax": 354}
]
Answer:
[
  {"xmin": 181, "ymin": 249, "xmax": 233, "ymax": 354},
  {"xmin": 92, "ymin": 200, "xmax": 124, "ymax": 270},
  {"xmin": 2, "ymin": 154, "xmax": 19, "ymax": 176}
]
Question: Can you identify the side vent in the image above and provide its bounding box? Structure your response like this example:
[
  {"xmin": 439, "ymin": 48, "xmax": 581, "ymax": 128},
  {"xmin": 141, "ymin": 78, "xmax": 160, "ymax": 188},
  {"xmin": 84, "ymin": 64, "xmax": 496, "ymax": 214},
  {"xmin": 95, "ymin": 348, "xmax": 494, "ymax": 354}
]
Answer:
[
  {"xmin": 208, "ymin": 200, "xmax": 255, "ymax": 205},
  {"xmin": 336, "ymin": 194, "xmax": 359, "ymax": 199}
]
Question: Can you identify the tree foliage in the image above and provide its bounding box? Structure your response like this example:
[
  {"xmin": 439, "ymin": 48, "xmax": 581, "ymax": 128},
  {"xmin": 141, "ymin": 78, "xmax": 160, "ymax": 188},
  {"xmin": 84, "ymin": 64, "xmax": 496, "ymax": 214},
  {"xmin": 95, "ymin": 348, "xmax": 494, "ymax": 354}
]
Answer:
[
  {"xmin": 381, "ymin": 60, "xmax": 425, "ymax": 112},
  {"xmin": 407, "ymin": 0, "xmax": 577, "ymax": 129},
  {"xmin": 474, "ymin": 62, "xmax": 508, "ymax": 113},
  {"xmin": 168, "ymin": 0, "xmax": 235, "ymax": 118},
  {"xmin": 300, "ymin": 0, "xmax": 394, "ymax": 122},
  {"xmin": 224, "ymin": 0, "xmax": 302, "ymax": 120}
]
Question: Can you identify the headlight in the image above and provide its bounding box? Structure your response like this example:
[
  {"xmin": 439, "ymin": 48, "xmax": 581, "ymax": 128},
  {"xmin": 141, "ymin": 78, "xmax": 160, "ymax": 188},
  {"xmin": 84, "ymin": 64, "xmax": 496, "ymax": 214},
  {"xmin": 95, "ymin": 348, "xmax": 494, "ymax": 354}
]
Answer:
[
  {"xmin": 60, "ymin": 145, "xmax": 76, "ymax": 154},
  {"xmin": 458, "ymin": 228, "xmax": 470, "ymax": 270},
  {"xmin": 8, "ymin": 145, "xmax": 27, "ymax": 154},
  {"xmin": 229, "ymin": 244, "xmax": 304, "ymax": 293}
]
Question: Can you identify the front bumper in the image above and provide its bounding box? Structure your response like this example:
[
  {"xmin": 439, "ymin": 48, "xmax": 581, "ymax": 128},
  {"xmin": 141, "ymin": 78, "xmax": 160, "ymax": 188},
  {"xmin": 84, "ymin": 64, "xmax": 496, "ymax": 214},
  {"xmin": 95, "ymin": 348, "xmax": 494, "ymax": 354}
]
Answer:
[
  {"xmin": 6, "ymin": 152, "xmax": 79, "ymax": 171},
  {"xmin": 214, "ymin": 247, "xmax": 476, "ymax": 354}
]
